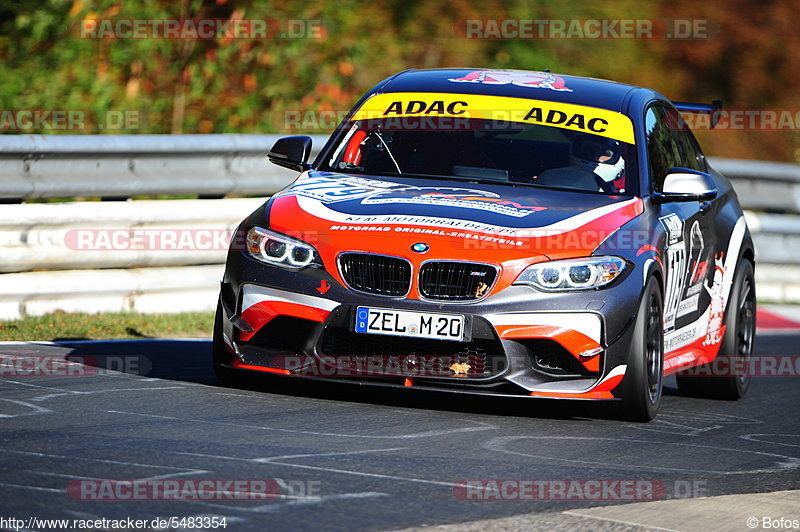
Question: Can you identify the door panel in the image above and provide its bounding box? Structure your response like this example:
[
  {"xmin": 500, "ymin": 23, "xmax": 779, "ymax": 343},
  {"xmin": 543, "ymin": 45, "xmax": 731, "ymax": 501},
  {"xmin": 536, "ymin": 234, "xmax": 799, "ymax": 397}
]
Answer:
[{"xmin": 644, "ymin": 104, "xmax": 718, "ymax": 341}]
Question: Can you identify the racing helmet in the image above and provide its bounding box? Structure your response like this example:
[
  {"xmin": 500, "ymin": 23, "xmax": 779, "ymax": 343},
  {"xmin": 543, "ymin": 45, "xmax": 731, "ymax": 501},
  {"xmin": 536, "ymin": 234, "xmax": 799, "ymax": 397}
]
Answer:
[{"xmin": 569, "ymin": 134, "xmax": 625, "ymax": 183}]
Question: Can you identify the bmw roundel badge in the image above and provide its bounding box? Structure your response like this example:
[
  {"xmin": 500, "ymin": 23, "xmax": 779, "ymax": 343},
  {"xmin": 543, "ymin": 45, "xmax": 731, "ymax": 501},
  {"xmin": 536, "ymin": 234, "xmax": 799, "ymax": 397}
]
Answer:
[{"xmin": 411, "ymin": 243, "xmax": 430, "ymax": 253}]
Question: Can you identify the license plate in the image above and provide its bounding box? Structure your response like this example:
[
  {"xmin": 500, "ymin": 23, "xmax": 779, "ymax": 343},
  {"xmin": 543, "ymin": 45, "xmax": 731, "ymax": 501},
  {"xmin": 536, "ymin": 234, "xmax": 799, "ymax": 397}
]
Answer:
[{"xmin": 354, "ymin": 307, "xmax": 465, "ymax": 342}]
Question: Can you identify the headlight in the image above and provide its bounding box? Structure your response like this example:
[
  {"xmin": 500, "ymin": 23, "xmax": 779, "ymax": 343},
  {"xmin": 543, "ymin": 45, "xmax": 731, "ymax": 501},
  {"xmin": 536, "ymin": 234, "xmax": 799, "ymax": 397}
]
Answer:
[
  {"xmin": 514, "ymin": 256, "xmax": 626, "ymax": 291},
  {"xmin": 246, "ymin": 226, "xmax": 321, "ymax": 268}
]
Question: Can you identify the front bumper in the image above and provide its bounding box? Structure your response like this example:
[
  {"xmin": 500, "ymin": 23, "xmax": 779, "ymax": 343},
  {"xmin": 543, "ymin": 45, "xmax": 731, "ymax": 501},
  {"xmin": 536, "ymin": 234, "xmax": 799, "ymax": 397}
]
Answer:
[{"xmin": 217, "ymin": 254, "xmax": 643, "ymax": 399}]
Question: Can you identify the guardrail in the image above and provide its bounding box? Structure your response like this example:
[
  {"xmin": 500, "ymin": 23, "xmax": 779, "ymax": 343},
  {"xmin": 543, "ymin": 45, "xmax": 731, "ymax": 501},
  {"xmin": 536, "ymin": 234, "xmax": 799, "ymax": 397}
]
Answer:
[
  {"xmin": 0, "ymin": 197, "xmax": 264, "ymax": 319},
  {"xmin": 0, "ymin": 136, "xmax": 797, "ymax": 319},
  {"xmin": 709, "ymin": 157, "xmax": 800, "ymax": 213},
  {"xmin": 1, "ymin": 136, "xmax": 797, "ymax": 211},
  {"xmin": 707, "ymin": 157, "xmax": 800, "ymax": 303},
  {"xmin": 0, "ymin": 134, "xmax": 325, "ymax": 199}
]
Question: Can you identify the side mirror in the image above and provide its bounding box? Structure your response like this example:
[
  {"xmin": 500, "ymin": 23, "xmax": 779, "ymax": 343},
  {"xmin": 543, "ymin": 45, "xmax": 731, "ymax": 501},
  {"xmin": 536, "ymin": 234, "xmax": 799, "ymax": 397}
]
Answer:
[
  {"xmin": 653, "ymin": 168, "xmax": 717, "ymax": 203},
  {"xmin": 267, "ymin": 136, "xmax": 313, "ymax": 172}
]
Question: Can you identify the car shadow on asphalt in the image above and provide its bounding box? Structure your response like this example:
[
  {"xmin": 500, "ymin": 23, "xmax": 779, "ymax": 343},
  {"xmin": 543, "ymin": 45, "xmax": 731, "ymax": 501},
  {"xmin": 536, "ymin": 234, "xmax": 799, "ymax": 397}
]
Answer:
[{"xmin": 60, "ymin": 338, "xmax": 682, "ymax": 423}]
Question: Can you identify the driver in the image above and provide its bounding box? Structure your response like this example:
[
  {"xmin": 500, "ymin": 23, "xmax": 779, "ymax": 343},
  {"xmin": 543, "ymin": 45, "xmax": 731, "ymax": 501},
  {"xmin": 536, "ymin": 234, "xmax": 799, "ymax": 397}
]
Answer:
[{"xmin": 569, "ymin": 134, "xmax": 626, "ymax": 192}]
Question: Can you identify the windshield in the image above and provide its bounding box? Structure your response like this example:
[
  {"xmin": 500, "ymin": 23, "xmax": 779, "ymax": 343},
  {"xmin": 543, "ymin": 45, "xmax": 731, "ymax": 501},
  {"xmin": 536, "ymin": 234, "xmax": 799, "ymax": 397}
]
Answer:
[{"xmin": 321, "ymin": 117, "xmax": 637, "ymax": 195}]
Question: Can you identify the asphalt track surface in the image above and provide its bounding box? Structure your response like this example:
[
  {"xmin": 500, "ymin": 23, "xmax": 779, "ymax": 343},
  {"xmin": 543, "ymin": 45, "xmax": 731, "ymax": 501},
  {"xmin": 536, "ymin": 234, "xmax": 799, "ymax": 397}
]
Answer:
[{"xmin": 1, "ymin": 332, "xmax": 798, "ymax": 531}]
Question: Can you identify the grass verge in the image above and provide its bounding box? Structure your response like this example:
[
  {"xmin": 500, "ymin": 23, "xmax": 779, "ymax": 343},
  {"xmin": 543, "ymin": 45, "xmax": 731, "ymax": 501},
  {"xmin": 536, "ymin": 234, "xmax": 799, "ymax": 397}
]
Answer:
[{"xmin": 0, "ymin": 311, "xmax": 215, "ymax": 341}]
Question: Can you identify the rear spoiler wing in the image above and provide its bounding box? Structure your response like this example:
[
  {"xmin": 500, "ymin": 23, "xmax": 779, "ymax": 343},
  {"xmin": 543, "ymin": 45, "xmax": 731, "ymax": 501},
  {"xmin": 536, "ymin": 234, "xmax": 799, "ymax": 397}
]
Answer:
[{"xmin": 672, "ymin": 99, "xmax": 723, "ymax": 129}]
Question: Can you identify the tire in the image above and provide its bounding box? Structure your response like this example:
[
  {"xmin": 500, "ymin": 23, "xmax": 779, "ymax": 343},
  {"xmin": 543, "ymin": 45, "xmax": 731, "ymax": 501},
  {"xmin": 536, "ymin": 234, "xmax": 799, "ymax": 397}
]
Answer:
[
  {"xmin": 619, "ymin": 277, "xmax": 664, "ymax": 422},
  {"xmin": 212, "ymin": 300, "xmax": 239, "ymax": 386},
  {"xmin": 676, "ymin": 259, "xmax": 755, "ymax": 399}
]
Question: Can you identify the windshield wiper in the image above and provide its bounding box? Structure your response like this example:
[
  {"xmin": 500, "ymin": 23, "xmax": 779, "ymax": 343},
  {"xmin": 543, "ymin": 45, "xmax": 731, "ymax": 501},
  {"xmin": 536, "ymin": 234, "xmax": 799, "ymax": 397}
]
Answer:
[{"xmin": 373, "ymin": 130, "xmax": 402, "ymax": 174}]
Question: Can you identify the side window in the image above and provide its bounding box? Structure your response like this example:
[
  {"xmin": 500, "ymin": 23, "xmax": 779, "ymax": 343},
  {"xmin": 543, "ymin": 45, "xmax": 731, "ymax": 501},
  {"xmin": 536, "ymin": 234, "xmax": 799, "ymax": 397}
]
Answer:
[
  {"xmin": 645, "ymin": 106, "xmax": 682, "ymax": 192},
  {"xmin": 677, "ymin": 128, "xmax": 707, "ymax": 172},
  {"xmin": 662, "ymin": 105, "xmax": 707, "ymax": 172}
]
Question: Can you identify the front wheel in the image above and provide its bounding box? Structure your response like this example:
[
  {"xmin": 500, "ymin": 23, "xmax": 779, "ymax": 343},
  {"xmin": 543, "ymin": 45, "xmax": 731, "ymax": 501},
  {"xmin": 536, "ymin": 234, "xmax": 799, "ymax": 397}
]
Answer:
[{"xmin": 619, "ymin": 277, "xmax": 664, "ymax": 421}]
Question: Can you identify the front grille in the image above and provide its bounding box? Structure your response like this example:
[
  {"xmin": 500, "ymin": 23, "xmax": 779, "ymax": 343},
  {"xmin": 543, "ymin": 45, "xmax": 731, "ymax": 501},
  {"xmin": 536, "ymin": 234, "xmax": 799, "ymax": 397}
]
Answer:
[
  {"xmin": 339, "ymin": 253, "xmax": 411, "ymax": 297},
  {"xmin": 419, "ymin": 262, "xmax": 498, "ymax": 301},
  {"xmin": 318, "ymin": 327, "xmax": 506, "ymax": 378}
]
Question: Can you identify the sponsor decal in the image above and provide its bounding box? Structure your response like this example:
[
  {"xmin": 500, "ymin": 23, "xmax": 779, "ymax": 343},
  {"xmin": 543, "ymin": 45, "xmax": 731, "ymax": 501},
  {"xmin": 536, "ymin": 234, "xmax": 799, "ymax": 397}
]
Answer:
[
  {"xmin": 448, "ymin": 70, "xmax": 572, "ymax": 92},
  {"xmin": 326, "ymin": 213, "xmax": 520, "ymax": 236},
  {"xmin": 473, "ymin": 282, "xmax": 490, "ymax": 298},
  {"xmin": 282, "ymin": 176, "xmax": 548, "ymax": 218},
  {"xmin": 287, "ymin": 174, "xmax": 641, "ymax": 239},
  {"xmin": 660, "ymin": 213, "xmax": 684, "ymax": 246},
  {"xmin": 686, "ymin": 220, "xmax": 706, "ymax": 286},
  {"xmin": 361, "ymin": 187, "xmax": 547, "ymax": 217},
  {"xmin": 676, "ymin": 294, "xmax": 700, "ymax": 318},
  {"xmin": 329, "ymin": 224, "xmax": 527, "ymax": 247},
  {"xmin": 450, "ymin": 362, "xmax": 471, "ymax": 375},
  {"xmin": 667, "ymin": 220, "xmax": 708, "ymax": 323},
  {"xmin": 275, "ymin": 175, "xmax": 397, "ymax": 203},
  {"xmin": 703, "ymin": 253, "xmax": 727, "ymax": 346},
  {"xmin": 382, "ymin": 100, "xmax": 469, "ymax": 115},
  {"xmin": 664, "ymin": 352, "xmax": 696, "ymax": 370},
  {"xmin": 660, "ymin": 213, "xmax": 687, "ymax": 331},
  {"xmin": 662, "ymin": 217, "xmax": 747, "ymax": 355},
  {"xmin": 665, "ymin": 326, "xmax": 697, "ymax": 351},
  {"xmin": 351, "ymin": 92, "xmax": 636, "ymax": 144},
  {"xmin": 685, "ymin": 282, "xmax": 703, "ymax": 296}
]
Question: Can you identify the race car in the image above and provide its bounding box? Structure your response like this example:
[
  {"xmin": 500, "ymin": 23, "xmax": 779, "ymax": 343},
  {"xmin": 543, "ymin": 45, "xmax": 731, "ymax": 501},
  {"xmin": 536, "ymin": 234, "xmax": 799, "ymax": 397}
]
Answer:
[{"xmin": 213, "ymin": 68, "xmax": 755, "ymax": 421}]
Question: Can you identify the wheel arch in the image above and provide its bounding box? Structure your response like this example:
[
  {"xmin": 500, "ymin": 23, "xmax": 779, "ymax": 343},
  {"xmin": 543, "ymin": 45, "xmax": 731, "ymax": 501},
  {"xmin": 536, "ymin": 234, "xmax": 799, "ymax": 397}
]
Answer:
[
  {"xmin": 644, "ymin": 259, "xmax": 664, "ymax": 296},
  {"xmin": 741, "ymin": 245, "xmax": 755, "ymax": 267}
]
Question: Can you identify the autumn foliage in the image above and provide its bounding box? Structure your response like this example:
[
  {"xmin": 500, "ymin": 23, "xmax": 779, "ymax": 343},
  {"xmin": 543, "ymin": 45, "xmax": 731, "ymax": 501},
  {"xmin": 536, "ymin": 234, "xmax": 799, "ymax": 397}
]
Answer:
[{"xmin": 1, "ymin": 0, "xmax": 796, "ymax": 162}]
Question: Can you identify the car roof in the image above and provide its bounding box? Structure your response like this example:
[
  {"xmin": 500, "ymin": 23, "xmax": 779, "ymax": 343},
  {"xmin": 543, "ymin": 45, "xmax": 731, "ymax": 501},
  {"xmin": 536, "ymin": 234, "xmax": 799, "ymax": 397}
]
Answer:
[{"xmin": 374, "ymin": 68, "xmax": 651, "ymax": 115}]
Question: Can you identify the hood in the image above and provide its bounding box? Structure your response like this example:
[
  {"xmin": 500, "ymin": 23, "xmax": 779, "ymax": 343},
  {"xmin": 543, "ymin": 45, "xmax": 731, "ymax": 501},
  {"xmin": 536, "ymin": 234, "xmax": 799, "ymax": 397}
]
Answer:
[{"xmin": 267, "ymin": 171, "xmax": 642, "ymax": 295}]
